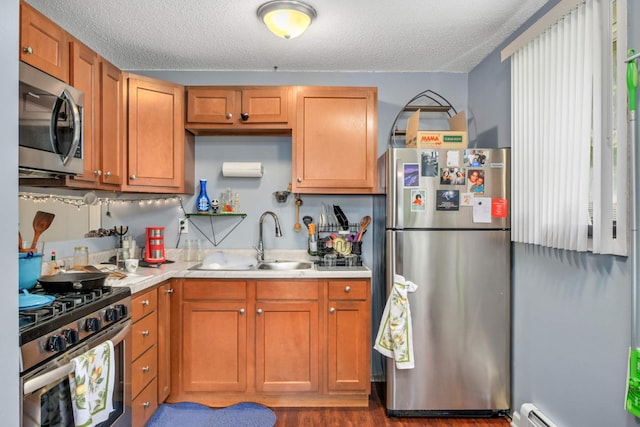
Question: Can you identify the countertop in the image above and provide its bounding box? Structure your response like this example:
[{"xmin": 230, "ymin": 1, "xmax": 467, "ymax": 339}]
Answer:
[{"xmin": 105, "ymin": 249, "xmax": 372, "ymax": 295}]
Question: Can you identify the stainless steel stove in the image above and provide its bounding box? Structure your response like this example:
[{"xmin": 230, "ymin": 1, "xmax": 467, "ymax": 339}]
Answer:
[{"xmin": 20, "ymin": 285, "xmax": 132, "ymax": 427}]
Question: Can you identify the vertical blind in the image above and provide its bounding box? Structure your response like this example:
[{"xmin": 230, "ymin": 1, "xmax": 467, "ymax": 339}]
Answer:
[{"xmin": 512, "ymin": 0, "xmax": 613, "ymax": 253}]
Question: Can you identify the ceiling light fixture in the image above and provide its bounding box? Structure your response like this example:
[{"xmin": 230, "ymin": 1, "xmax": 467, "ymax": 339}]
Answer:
[{"xmin": 257, "ymin": 0, "xmax": 317, "ymax": 40}]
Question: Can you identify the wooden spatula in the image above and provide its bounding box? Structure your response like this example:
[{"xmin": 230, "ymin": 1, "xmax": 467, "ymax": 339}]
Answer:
[{"xmin": 30, "ymin": 211, "xmax": 55, "ymax": 252}]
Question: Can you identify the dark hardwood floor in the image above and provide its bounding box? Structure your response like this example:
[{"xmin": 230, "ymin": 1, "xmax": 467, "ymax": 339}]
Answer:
[{"xmin": 271, "ymin": 383, "xmax": 511, "ymax": 426}]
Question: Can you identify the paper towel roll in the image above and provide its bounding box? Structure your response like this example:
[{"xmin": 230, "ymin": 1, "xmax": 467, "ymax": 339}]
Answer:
[{"xmin": 222, "ymin": 162, "xmax": 264, "ymax": 177}]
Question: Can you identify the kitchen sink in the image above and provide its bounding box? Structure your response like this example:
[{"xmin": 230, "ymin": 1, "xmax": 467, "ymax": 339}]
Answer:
[
  {"xmin": 256, "ymin": 260, "xmax": 313, "ymax": 270},
  {"xmin": 188, "ymin": 260, "xmax": 313, "ymax": 271}
]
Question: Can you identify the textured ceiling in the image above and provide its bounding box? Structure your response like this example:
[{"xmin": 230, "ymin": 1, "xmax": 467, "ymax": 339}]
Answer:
[{"xmin": 25, "ymin": 0, "xmax": 549, "ymax": 73}]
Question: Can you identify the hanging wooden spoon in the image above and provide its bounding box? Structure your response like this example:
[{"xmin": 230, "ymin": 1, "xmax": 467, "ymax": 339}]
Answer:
[
  {"xmin": 294, "ymin": 196, "xmax": 303, "ymax": 232},
  {"xmin": 31, "ymin": 211, "xmax": 55, "ymax": 252},
  {"xmin": 357, "ymin": 215, "xmax": 371, "ymax": 242}
]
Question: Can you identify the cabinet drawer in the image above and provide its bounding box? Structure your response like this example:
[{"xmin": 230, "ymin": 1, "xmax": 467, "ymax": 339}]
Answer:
[
  {"xmin": 132, "ymin": 344, "xmax": 157, "ymax": 398},
  {"xmin": 256, "ymin": 280, "xmax": 319, "ymax": 300},
  {"xmin": 132, "ymin": 289, "xmax": 157, "ymax": 320},
  {"xmin": 132, "ymin": 311, "xmax": 157, "ymax": 360},
  {"xmin": 183, "ymin": 280, "xmax": 247, "ymax": 300},
  {"xmin": 328, "ymin": 280, "xmax": 369, "ymax": 300},
  {"xmin": 131, "ymin": 378, "xmax": 158, "ymax": 427}
]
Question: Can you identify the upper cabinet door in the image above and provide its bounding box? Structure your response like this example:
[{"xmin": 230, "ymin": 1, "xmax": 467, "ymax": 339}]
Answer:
[
  {"xmin": 99, "ymin": 59, "xmax": 125, "ymax": 187},
  {"xmin": 186, "ymin": 88, "xmax": 237, "ymax": 124},
  {"xmin": 20, "ymin": 2, "xmax": 69, "ymax": 82},
  {"xmin": 185, "ymin": 87, "xmax": 292, "ymax": 135},
  {"xmin": 126, "ymin": 75, "xmax": 185, "ymax": 191},
  {"xmin": 68, "ymin": 40, "xmax": 100, "ymax": 186},
  {"xmin": 293, "ymin": 87, "xmax": 378, "ymax": 194}
]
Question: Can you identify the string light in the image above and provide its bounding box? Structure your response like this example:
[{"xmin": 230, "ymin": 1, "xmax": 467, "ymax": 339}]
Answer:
[{"xmin": 19, "ymin": 192, "xmax": 182, "ymax": 208}]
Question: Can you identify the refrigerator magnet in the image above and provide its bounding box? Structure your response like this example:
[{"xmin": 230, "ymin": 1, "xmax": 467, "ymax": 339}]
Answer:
[
  {"xmin": 492, "ymin": 198, "xmax": 508, "ymax": 218},
  {"xmin": 436, "ymin": 190, "xmax": 459, "ymax": 211},
  {"xmin": 411, "ymin": 189, "xmax": 426, "ymax": 212},
  {"xmin": 446, "ymin": 150, "xmax": 460, "ymax": 167},
  {"xmin": 403, "ymin": 163, "xmax": 420, "ymax": 187},
  {"xmin": 460, "ymin": 192, "xmax": 473, "ymax": 206},
  {"xmin": 472, "ymin": 197, "xmax": 492, "ymax": 223},
  {"xmin": 467, "ymin": 169, "xmax": 485, "ymax": 194},
  {"xmin": 465, "ymin": 149, "xmax": 488, "ymax": 167},
  {"xmin": 420, "ymin": 151, "xmax": 439, "ymax": 177}
]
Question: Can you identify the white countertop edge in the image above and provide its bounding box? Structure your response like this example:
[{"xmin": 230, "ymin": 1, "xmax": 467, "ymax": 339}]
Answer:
[{"xmin": 107, "ymin": 256, "xmax": 372, "ymax": 295}]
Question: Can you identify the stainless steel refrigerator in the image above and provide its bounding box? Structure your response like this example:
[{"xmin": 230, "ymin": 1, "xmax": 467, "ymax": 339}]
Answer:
[{"xmin": 378, "ymin": 147, "xmax": 510, "ymax": 417}]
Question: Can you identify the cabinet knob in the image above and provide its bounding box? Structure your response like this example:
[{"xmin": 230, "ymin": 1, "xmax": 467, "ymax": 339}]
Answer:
[
  {"xmin": 344, "ymin": 286, "xmax": 351, "ymax": 293},
  {"xmin": 143, "ymin": 401, "xmax": 150, "ymax": 409},
  {"xmin": 142, "ymin": 366, "xmax": 150, "ymax": 373},
  {"xmin": 141, "ymin": 299, "xmax": 150, "ymax": 306},
  {"xmin": 257, "ymin": 308, "xmax": 263, "ymax": 315},
  {"xmin": 329, "ymin": 307, "xmax": 335, "ymax": 314},
  {"xmin": 94, "ymin": 170, "xmax": 101, "ymax": 176},
  {"xmin": 141, "ymin": 330, "xmax": 150, "ymax": 337},
  {"xmin": 104, "ymin": 171, "xmax": 111, "ymax": 178},
  {"xmin": 130, "ymin": 174, "xmax": 137, "ymax": 180},
  {"xmin": 226, "ymin": 113, "xmax": 233, "ymax": 119},
  {"xmin": 240, "ymin": 112, "xmax": 250, "ymax": 121},
  {"xmin": 297, "ymin": 177, "xmax": 302, "ymax": 183},
  {"xmin": 239, "ymin": 308, "xmax": 245, "ymax": 315},
  {"xmin": 23, "ymin": 46, "xmax": 33, "ymax": 54},
  {"xmin": 164, "ymin": 288, "xmax": 174, "ymax": 294}
]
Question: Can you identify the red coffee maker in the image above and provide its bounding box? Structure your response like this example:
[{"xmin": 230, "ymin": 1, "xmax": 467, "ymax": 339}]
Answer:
[{"xmin": 144, "ymin": 227, "xmax": 165, "ymax": 263}]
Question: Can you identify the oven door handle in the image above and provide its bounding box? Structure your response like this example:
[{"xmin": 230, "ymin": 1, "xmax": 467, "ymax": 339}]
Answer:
[{"xmin": 23, "ymin": 320, "xmax": 131, "ymax": 396}]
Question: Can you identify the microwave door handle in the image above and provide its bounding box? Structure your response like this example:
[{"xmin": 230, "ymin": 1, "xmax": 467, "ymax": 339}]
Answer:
[
  {"xmin": 49, "ymin": 89, "xmax": 81, "ymax": 166},
  {"xmin": 22, "ymin": 320, "xmax": 130, "ymax": 396}
]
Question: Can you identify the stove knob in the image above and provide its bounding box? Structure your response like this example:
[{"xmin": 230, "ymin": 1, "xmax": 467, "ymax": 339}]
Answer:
[
  {"xmin": 47, "ymin": 335, "xmax": 66, "ymax": 352},
  {"xmin": 85, "ymin": 317, "xmax": 102, "ymax": 332},
  {"xmin": 105, "ymin": 307, "xmax": 116, "ymax": 322},
  {"xmin": 62, "ymin": 329, "xmax": 79, "ymax": 345},
  {"xmin": 115, "ymin": 304, "xmax": 128, "ymax": 318}
]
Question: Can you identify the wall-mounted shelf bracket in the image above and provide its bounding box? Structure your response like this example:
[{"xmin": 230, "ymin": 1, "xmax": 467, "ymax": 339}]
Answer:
[{"xmin": 184, "ymin": 212, "xmax": 247, "ymax": 247}]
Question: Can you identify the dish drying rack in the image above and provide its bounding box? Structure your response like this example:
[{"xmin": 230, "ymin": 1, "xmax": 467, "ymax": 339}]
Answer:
[{"xmin": 315, "ymin": 222, "xmax": 364, "ymax": 269}]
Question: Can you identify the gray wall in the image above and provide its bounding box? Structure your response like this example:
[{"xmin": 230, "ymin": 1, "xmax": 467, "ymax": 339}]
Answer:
[
  {"xmin": 469, "ymin": 1, "xmax": 638, "ymax": 426},
  {"xmin": 2, "ymin": 0, "xmax": 20, "ymax": 424}
]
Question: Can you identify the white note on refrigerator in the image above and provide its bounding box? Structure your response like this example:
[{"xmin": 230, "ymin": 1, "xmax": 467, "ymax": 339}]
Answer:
[{"xmin": 472, "ymin": 197, "xmax": 492, "ymax": 223}]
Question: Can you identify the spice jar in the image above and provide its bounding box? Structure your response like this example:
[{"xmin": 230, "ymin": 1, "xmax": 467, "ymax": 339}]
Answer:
[{"xmin": 73, "ymin": 246, "xmax": 89, "ymax": 268}]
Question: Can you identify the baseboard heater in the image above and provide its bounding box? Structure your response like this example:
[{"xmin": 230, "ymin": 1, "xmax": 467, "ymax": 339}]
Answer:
[{"xmin": 511, "ymin": 403, "xmax": 558, "ymax": 427}]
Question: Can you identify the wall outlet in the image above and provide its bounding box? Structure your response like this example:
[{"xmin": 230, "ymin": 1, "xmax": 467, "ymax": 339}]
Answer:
[{"xmin": 179, "ymin": 218, "xmax": 189, "ymax": 233}]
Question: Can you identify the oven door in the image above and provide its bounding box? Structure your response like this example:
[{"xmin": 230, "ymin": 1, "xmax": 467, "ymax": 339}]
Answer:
[{"xmin": 21, "ymin": 320, "xmax": 131, "ymax": 427}]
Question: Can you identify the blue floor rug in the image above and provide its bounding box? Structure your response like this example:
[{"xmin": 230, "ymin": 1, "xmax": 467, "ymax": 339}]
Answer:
[{"xmin": 146, "ymin": 402, "xmax": 276, "ymax": 427}]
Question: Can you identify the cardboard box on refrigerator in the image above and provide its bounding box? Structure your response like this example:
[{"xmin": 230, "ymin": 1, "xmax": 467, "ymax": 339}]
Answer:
[{"xmin": 405, "ymin": 109, "xmax": 468, "ymax": 149}]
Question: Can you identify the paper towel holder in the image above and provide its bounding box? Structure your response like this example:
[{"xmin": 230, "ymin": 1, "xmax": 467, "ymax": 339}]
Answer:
[{"xmin": 221, "ymin": 162, "xmax": 264, "ymax": 178}]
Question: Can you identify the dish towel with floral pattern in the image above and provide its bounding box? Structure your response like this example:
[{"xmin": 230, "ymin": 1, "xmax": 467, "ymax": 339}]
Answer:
[
  {"xmin": 69, "ymin": 340, "xmax": 115, "ymax": 427},
  {"xmin": 374, "ymin": 274, "xmax": 418, "ymax": 369}
]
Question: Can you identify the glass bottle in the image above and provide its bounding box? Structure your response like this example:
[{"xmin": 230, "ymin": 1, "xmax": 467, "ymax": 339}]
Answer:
[
  {"xmin": 196, "ymin": 179, "xmax": 210, "ymax": 212},
  {"xmin": 308, "ymin": 223, "xmax": 318, "ymax": 256}
]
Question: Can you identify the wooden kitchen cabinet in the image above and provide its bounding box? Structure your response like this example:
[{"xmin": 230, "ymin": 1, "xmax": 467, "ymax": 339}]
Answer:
[
  {"xmin": 326, "ymin": 279, "xmax": 371, "ymax": 394},
  {"xmin": 125, "ymin": 74, "xmax": 192, "ymax": 193},
  {"xmin": 186, "ymin": 86, "xmax": 292, "ymax": 135},
  {"xmin": 67, "ymin": 39, "xmax": 100, "ymax": 186},
  {"xmin": 169, "ymin": 277, "xmax": 368, "ymax": 407},
  {"xmin": 293, "ymin": 86, "xmax": 378, "ymax": 194},
  {"xmin": 174, "ymin": 280, "xmax": 249, "ymax": 393},
  {"xmin": 68, "ymin": 42, "xmax": 125, "ymax": 189},
  {"xmin": 131, "ymin": 288, "xmax": 159, "ymax": 427},
  {"xmin": 20, "ymin": 1, "xmax": 69, "ymax": 82},
  {"xmin": 255, "ymin": 280, "xmax": 320, "ymax": 393},
  {"xmin": 157, "ymin": 282, "xmax": 173, "ymax": 402}
]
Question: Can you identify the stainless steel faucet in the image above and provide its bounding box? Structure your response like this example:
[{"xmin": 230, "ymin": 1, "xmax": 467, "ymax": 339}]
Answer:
[{"xmin": 256, "ymin": 211, "xmax": 282, "ymax": 261}]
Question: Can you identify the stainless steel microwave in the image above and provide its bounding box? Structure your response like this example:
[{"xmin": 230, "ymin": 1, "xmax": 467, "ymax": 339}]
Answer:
[{"xmin": 19, "ymin": 62, "xmax": 84, "ymax": 177}]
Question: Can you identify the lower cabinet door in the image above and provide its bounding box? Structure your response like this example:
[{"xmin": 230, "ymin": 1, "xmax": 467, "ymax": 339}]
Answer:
[
  {"xmin": 327, "ymin": 300, "xmax": 370, "ymax": 393},
  {"xmin": 132, "ymin": 378, "xmax": 158, "ymax": 427},
  {"xmin": 181, "ymin": 301, "xmax": 248, "ymax": 392},
  {"xmin": 255, "ymin": 301, "xmax": 319, "ymax": 392}
]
